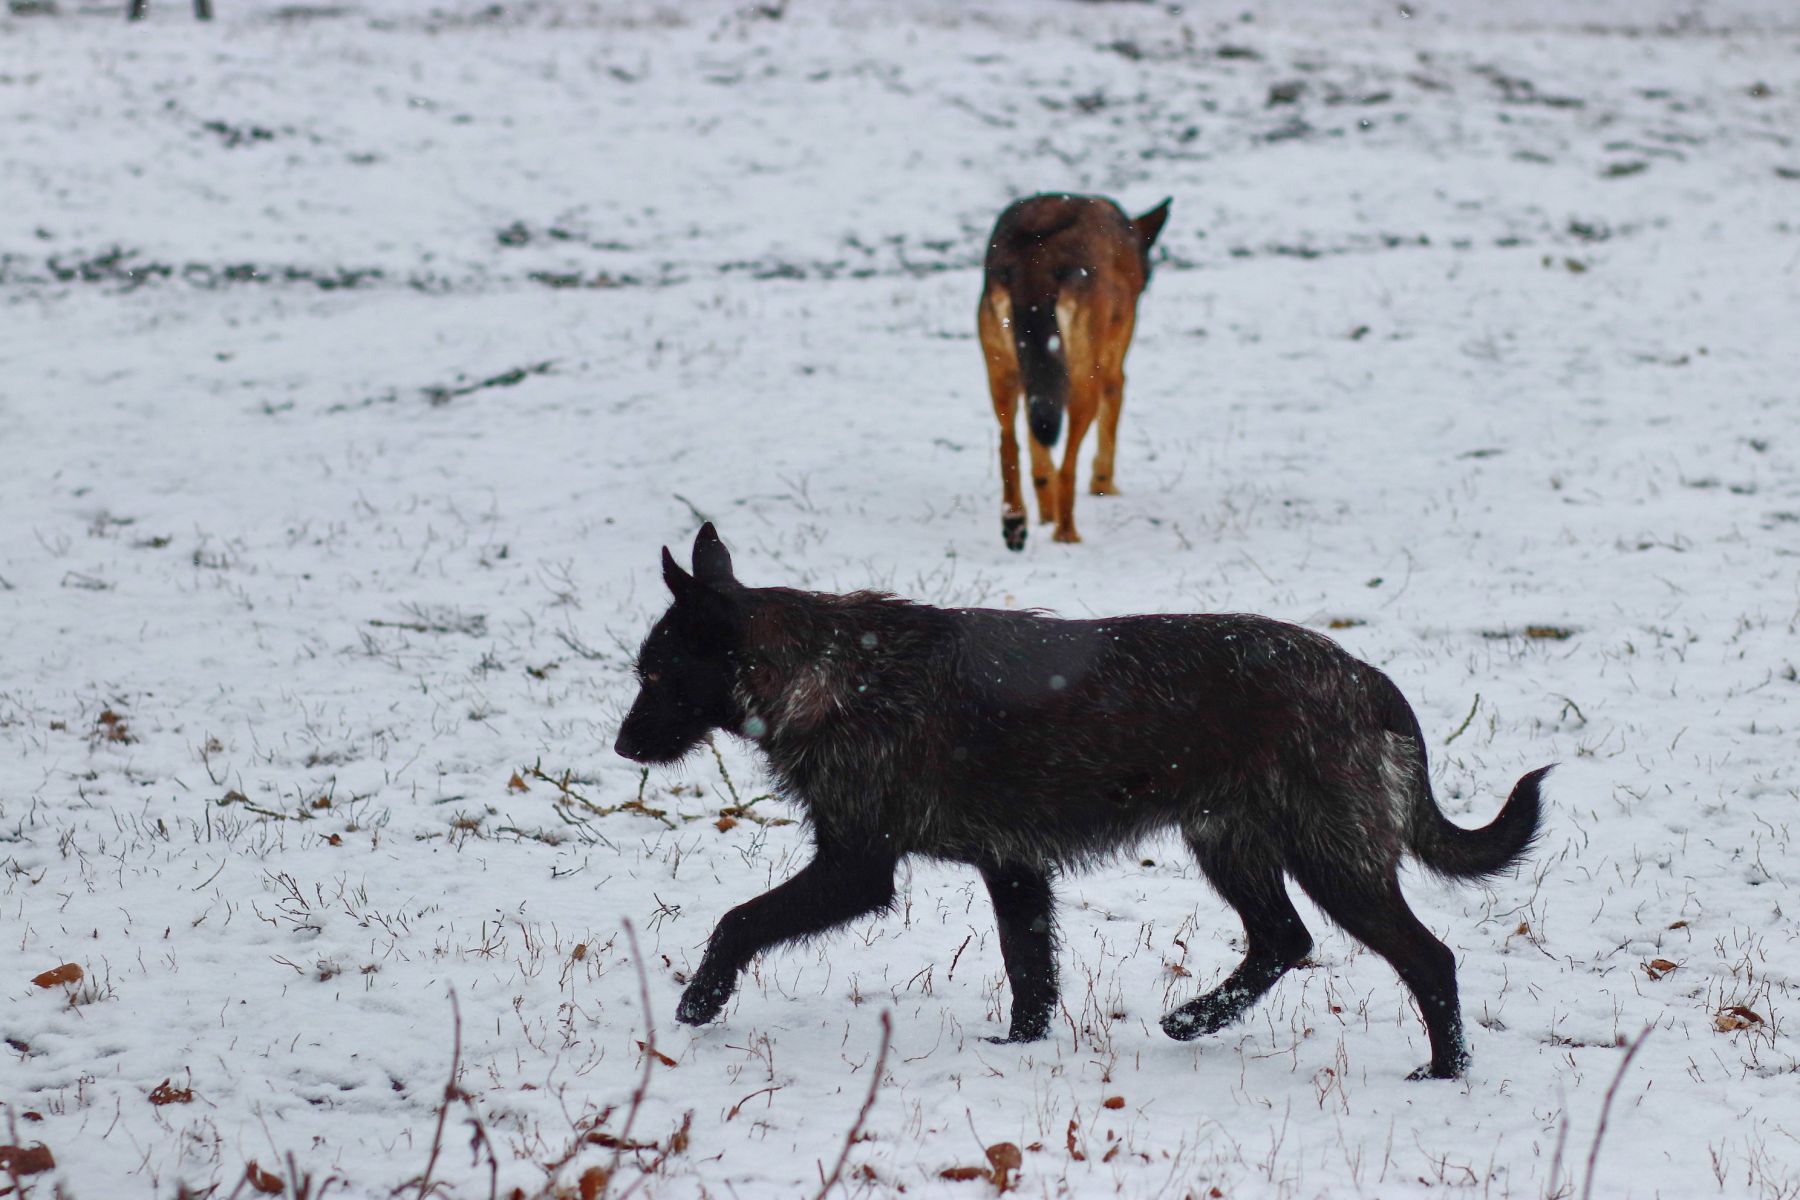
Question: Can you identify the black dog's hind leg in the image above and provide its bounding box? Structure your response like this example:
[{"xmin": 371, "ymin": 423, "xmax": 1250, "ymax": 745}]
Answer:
[
  {"xmin": 979, "ymin": 862, "xmax": 1058, "ymax": 1042},
  {"xmin": 677, "ymin": 845, "xmax": 897, "ymax": 1026},
  {"xmin": 1162, "ymin": 834, "xmax": 1312, "ymax": 1041},
  {"xmin": 1289, "ymin": 859, "xmax": 1468, "ymax": 1079}
]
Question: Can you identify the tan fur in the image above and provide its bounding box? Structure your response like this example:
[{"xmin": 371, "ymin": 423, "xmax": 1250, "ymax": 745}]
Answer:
[
  {"xmin": 978, "ymin": 194, "xmax": 1166, "ymax": 546},
  {"xmin": 980, "ymin": 289, "xmax": 1027, "ymax": 527}
]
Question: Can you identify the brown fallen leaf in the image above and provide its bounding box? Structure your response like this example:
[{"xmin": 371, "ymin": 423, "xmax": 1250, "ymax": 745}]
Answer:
[
  {"xmin": 245, "ymin": 1160, "xmax": 284, "ymax": 1195},
  {"xmin": 96, "ymin": 709, "xmax": 134, "ymax": 743},
  {"xmin": 1102, "ymin": 1095, "xmax": 1125, "ymax": 1110},
  {"xmin": 1066, "ymin": 1117, "xmax": 1085, "ymax": 1162},
  {"xmin": 1642, "ymin": 958, "xmax": 1679, "ymax": 980},
  {"xmin": 665, "ymin": 1111, "xmax": 694, "ymax": 1157},
  {"xmin": 577, "ymin": 1166, "xmax": 611, "ymax": 1200},
  {"xmin": 938, "ymin": 1166, "xmax": 989, "ymax": 1182},
  {"xmin": 636, "ymin": 1040, "xmax": 676, "ymax": 1068},
  {"xmin": 0, "ymin": 1144, "xmax": 55, "ymax": 1175},
  {"xmin": 1714, "ymin": 1006, "xmax": 1766, "ymax": 1033},
  {"xmin": 507, "ymin": 772, "xmax": 529, "ymax": 793},
  {"xmin": 31, "ymin": 963, "xmax": 83, "ymax": 989},
  {"xmin": 715, "ymin": 815, "xmax": 738, "ymax": 832},
  {"xmin": 987, "ymin": 1142, "xmax": 1022, "ymax": 1191},
  {"xmin": 149, "ymin": 1078, "xmax": 194, "ymax": 1105},
  {"xmin": 571, "ymin": 943, "xmax": 588, "ymax": 962}
]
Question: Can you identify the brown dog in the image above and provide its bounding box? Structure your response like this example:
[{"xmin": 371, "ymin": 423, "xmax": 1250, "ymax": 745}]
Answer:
[{"xmin": 978, "ymin": 193, "xmax": 1170, "ymax": 549}]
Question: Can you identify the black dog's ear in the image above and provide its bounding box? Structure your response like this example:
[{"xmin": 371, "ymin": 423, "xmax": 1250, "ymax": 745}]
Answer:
[
  {"xmin": 662, "ymin": 545, "xmax": 697, "ymax": 597},
  {"xmin": 691, "ymin": 522, "xmax": 736, "ymax": 591},
  {"xmin": 1132, "ymin": 198, "xmax": 1172, "ymax": 250}
]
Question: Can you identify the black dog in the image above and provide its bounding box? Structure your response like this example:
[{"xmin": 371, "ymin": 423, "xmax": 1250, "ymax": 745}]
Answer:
[{"xmin": 614, "ymin": 525, "xmax": 1549, "ymax": 1078}]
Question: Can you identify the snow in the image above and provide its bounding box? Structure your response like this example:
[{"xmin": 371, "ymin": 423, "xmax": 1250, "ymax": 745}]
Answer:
[{"xmin": 2, "ymin": 0, "xmax": 1798, "ymax": 1196}]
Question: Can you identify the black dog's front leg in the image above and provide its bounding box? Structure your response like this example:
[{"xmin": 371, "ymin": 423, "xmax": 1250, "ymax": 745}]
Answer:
[
  {"xmin": 979, "ymin": 861, "xmax": 1058, "ymax": 1043},
  {"xmin": 677, "ymin": 845, "xmax": 898, "ymax": 1026}
]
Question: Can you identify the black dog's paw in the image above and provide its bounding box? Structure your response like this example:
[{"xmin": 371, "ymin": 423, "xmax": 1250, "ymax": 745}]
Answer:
[
  {"xmin": 1002, "ymin": 514, "xmax": 1027, "ymax": 552},
  {"xmin": 675, "ymin": 979, "xmax": 730, "ymax": 1026},
  {"xmin": 1160, "ymin": 1003, "xmax": 1231, "ymax": 1042},
  {"xmin": 1159, "ymin": 1010, "xmax": 1200, "ymax": 1042},
  {"xmin": 984, "ymin": 1024, "xmax": 1049, "ymax": 1046},
  {"xmin": 1406, "ymin": 1057, "xmax": 1468, "ymax": 1081}
]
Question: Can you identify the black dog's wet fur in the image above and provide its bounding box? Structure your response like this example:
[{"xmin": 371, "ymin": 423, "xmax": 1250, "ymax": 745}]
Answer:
[{"xmin": 615, "ymin": 526, "xmax": 1551, "ymax": 1078}]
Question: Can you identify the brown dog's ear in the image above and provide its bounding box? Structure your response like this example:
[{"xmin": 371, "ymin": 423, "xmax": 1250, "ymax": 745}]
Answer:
[
  {"xmin": 1132, "ymin": 198, "xmax": 1172, "ymax": 250},
  {"xmin": 691, "ymin": 522, "xmax": 736, "ymax": 591},
  {"xmin": 662, "ymin": 545, "xmax": 697, "ymax": 597}
]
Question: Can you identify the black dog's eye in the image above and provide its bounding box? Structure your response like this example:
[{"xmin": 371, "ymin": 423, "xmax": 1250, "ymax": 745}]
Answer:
[{"xmin": 645, "ymin": 672, "xmax": 661, "ymax": 684}]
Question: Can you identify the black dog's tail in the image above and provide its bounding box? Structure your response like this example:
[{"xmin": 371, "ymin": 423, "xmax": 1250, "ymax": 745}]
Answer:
[
  {"xmin": 1411, "ymin": 764, "xmax": 1551, "ymax": 880},
  {"xmin": 1377, "ymin": 676, "xmax": 1550, "ymax": 880},
  {"xmin": 1012, "ymin": 287, "xmax": 1067, "ymax": 447}
]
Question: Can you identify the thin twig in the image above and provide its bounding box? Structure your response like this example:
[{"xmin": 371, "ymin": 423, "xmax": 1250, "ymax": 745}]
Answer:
[
  {"xmin": 456, "ymin": 1071, "xmax": 501, "ymax": 1200},
  {"xmin": 813, "ymin": 1011, "xmax": 893, "ymax": 1200},
  {"xmin": 1444, "ymin": 693, "xmax": 1481, "ymax": 745},
  {"xmin": 409, "ymin": 991, "xmax": 465, "ymax": 1200},
  {"xmin": 706, "ymin": 736, "xmax": 743, "ymax": 807},
  {"xmin": 286, "ymin": 1149, "xmax": 336, "ymax": 1200},
  {"xmin": 602, "ymin": 921, "xmax": 661, "ymax": 1198},
  {"xmin": 524, "ymin": 759, "xmax": 676, "ymax": 829},
  {"xmin": 671, "ymin": 493, "xmax": 712, "ymax": 526},
  {"xmin": 523, "ymin": 759, "xmax": 598, "ymax": 806},
  {"xmin": 2, "ymin": 1105, "xmax": 29, "ymax": 1200},
  {"xmin": 614, "ymin": 1111, "xmax": 693, "ymax": 1200},
  {"xmin": 554, "ymin": 629, "xmax": 608, "ymax": 661},
  {"xmin": 1546, "ymin": 1094, "xmax": 1572, "ymax": 1200},
  {"xmin": 1580, "ymin": 1026, "xmax": 1652, "ymax": 1200}
]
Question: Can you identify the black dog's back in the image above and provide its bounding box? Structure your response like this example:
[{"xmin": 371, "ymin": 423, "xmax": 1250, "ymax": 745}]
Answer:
[
  {"xmin": 743, "ymin": 599, "xmax": 1454, "ymax": 871},
  {"xmin": 893, "ymin": 610, "xmax": 1389, "ymax": 866},
  {"xmin": 617, "ymin": 525, "xmax": 1550, "ymax": 1078}
]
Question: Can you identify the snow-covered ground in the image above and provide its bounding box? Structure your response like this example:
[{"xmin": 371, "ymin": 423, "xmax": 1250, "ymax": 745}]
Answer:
[{"xmin": 3, "ymin": 1, "xmax": 1798, "ymax": 1196}]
